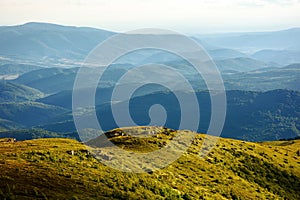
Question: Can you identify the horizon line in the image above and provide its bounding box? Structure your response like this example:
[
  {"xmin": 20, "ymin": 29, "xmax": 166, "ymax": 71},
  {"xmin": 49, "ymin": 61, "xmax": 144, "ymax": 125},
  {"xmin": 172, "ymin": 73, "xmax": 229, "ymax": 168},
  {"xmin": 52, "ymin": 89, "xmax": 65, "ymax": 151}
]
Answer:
[{"xmin": 0, "ymin": 21, "xmax": 299, "ymax": 35}]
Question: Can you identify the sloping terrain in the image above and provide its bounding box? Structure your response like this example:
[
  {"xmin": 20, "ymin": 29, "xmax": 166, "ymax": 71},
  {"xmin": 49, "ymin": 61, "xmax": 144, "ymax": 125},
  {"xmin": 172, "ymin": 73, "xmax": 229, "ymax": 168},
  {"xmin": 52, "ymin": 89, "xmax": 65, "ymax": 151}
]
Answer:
[
  {"xmin": 201, "ymin": 28, "xmax": 300, "ymax": 52},
  {"xmin": 0, "ymin": 82, "xmax": 43, "ymax": 102},
  {"xmin": 0, "ymin": 64, "xmax": 41, "ymax": 76},
  {"xmin": 208, "ymin": 48, "xmax": 248, "ymax": 60},
  {"xmin": 224, "ymin": 63, "xmax": 300, "ymax": 91},
  {"xmin": 213, "ymin": 57, "xmax": 274, "ymax": 72},
  {"xmin": 13, "ymin": 67, "xmax": 78, "ymax": 94},
  {"xmin": 12, "ymin": 63, "xmax": 300, "ymax": 101},
  {"xmin": 0, "ymin": 129, "xmax": 79, "ymax": 141},
  {"xmin": 95, "ymin": 89, "xmax": 300, "ymax": 141},
  {"xmin": 252, "ymin": 49, "xmax": 300, "ymax": 65},
  {"xmin": 0, "ymin": 127, "xmax": 299, "ymax": 199},
  {"xmin": 0, "ymin": 102, "xmax": 68, "ymax": 127},
  {"xmin": 34, "ymin": 89, "xmax": 300, "ymax": 141},
  {"xmin": 0, "ymin": 22, "xmax": 114, "ymax": 60},
  {"xmin": 0, "ymin": 118, "xmax": 23, "ymax": 131}
]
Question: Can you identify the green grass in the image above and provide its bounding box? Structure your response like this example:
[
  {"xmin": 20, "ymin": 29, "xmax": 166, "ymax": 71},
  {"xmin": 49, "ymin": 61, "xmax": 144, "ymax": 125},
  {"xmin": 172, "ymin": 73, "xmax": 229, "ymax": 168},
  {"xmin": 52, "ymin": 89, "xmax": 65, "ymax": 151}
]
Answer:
[{"xmin": 0, "ymin": 127, "xmax": 299, "ymax": 199}]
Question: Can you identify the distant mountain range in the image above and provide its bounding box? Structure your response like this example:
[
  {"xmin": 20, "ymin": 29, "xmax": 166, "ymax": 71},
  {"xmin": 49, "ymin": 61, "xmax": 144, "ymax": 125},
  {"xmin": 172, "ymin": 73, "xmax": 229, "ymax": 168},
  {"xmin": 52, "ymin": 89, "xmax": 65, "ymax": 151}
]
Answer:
[
  {"xmin": 0, "ymin": 22, "xmax": 299, "ymax": 67},
  {"xmin": 9, "ymin": 63, "xmax": 300, "ymax": 95},
  {"xmin": 198, "ymin": 28, "xmax": 300, "ymax": 66},
  {"xmin": 199, "ymin": 28, "xmax": 300, "ymax": 52},
  {"xmin": 1, "ymin": 82, "xmax": 299, "ymax": 142},
  {"xmin": 0, "ymin": 22, "xmax": 299, "ymax": 142},
  {"xmin": 0, "ymin": 22, "xmax": 114, "ymax": 60}
]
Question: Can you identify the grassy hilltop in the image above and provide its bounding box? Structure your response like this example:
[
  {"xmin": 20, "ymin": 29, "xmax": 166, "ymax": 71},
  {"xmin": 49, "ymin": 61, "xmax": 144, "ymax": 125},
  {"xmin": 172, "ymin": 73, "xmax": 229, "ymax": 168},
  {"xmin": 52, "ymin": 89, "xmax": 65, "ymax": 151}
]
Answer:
[{"xmin": 0, "ymin": 127, "xmax": 299, "ymax": 199}]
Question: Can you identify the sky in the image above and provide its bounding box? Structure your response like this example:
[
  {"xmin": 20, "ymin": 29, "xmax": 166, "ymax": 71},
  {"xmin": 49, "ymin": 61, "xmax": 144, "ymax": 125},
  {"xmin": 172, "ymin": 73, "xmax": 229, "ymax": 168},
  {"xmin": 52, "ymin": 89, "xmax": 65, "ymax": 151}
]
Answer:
[{"xmin": 0, "ymin": 0, "xmax": 300, "ymax": 34}]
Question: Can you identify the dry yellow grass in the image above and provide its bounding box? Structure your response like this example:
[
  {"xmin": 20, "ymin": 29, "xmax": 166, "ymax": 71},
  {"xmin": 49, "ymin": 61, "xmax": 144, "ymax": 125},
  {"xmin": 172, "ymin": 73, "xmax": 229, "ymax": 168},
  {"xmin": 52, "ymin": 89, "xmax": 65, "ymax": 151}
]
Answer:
[{"xmin": 0, "ymin": 127, "xmax": 299, "ymax": 199}]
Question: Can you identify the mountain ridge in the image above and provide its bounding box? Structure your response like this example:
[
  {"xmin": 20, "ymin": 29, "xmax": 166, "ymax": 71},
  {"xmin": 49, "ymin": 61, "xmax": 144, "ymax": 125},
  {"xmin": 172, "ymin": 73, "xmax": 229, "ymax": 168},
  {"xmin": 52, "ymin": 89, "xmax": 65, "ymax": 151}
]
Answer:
[{"xmin": 0, "ymin": 22, "xmax": 299, "ymax": 66}]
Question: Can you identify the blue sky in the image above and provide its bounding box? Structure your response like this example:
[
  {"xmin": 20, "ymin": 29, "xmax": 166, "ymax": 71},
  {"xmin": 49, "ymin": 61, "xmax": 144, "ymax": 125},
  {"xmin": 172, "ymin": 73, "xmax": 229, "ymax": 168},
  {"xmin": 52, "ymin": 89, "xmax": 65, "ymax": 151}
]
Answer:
[{"xmin": 0, "ymin": 0, "xmax": 300, "ymax": 33}]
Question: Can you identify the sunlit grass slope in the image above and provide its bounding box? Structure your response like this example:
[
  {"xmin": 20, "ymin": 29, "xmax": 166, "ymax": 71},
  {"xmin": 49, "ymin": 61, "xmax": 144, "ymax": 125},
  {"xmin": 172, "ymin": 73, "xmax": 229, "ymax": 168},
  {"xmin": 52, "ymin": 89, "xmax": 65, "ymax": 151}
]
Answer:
[{"xmin": 0, "ymin": 127, "xmax": 299, "ymax": 199}]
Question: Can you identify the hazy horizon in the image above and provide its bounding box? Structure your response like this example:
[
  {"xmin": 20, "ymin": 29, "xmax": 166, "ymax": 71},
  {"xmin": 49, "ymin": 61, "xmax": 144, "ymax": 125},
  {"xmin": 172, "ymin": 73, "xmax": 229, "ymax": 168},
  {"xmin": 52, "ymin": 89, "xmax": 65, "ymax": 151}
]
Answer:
[
  {"xmin": 1, "ymin": 21, "xmax": 300, "ymax": 35},
  {"xmin": 1, "ymin": 0, "xmax": 300, "ymax": 34}
]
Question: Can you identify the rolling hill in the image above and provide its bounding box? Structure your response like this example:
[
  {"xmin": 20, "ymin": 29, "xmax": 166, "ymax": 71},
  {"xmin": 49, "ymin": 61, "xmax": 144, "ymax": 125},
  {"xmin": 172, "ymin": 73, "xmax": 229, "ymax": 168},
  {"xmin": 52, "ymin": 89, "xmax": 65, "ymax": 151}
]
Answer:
[
  {"xmin": 0, "ymin": 63, "xmax": 41, "ymax": 76},
  {"xmin": 11, "ymin": 62, "xmax": 299, "ymax": 98},
  {"xmin": 213, "ymin": 57, "xmax": 276, "ymax": 72},
  {"xmin": 252, "ymin": 49, "xmax": 300, "ymax": 66},
  {"xmin": 200, "ymin": 28, "xmax": 300, "ymax": 53},
  {"xmin": 0, "ymin": 128, "xmax": 299, "ymax": 199},
  {"xmin": 0, "ymin": 22, "xmax": 115, "ymax": 60},
  {"xmin": 12, "ymin": 64, "xmax": 133, "ymax": 94},
  {"xmin": 95, "ymin": 89, "xmax": 300, "ymax": 141},
  {"xmin": 0, "ymin": 128, "xmax": 79, "ymax": 141},
  {"xmin": 35, "ymin": 89, "xmax": 300, "ymax": 142},
  {"xmin": 0, "ymin": 118, "xmax": 23, "ymax": 131},
  {"xmin": 198, "ymin": 28, "xmax": 300, "ymax": 65},
  {"xmin": 9, "ymin": 61, "xmax": 300, "ymax": 99},
  {"xmin": 0, "ymin": 81, "xmax": 44, "ymax": 102},
  {"xmin": 13, "ymin": 67, "xmax": 78, "ymax": 94},
  {"xmin": 208, "ymin": 48, "xmax": 248, "ymax": 60},
  {"xmin": 224, "ymin": 63, "xmax": 300, "ymax": 91},
  {"xmin": 0, "ymin": 102, "xmax": 67, "ymax": 127}
]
